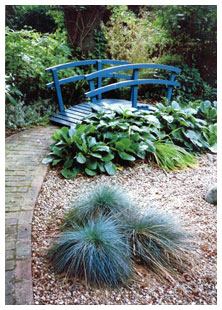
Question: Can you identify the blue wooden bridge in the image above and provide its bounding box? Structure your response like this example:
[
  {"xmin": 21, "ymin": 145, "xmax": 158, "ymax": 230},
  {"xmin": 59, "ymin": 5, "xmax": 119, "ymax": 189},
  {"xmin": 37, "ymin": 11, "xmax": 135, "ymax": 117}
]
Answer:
[{"xmin": 46, "ymin": 59, "xmax": 181, "ymax": 127}]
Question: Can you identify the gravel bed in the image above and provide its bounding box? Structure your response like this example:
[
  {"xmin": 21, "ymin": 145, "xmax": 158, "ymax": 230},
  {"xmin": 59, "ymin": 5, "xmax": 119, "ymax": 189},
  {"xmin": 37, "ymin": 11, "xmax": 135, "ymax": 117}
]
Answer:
[{"xmin": 31, "ymin": 154, "xmax": 217, "ymax": 305}]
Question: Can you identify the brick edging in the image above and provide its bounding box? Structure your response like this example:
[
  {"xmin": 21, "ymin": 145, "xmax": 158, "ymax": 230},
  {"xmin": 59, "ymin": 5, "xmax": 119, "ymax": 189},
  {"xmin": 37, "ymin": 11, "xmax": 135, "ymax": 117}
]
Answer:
[{"xmin": 5, "ymin": 125, "xmax": 57, "ymax": 305}]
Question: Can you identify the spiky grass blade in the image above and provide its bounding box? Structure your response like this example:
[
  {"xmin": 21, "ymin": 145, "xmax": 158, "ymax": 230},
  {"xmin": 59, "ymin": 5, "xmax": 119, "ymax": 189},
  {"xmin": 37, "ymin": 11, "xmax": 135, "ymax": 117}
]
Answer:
[
  {"xmin": 125, "ymin": 209, "xmax": 194, "ymax": 279},
  {"xmin": 62, "ymin": 184, "xmax": 133, "ymax": 230},
  {"xmin": 153, "ymin": 141, "xmax": 196, "ymax": 171},
  {"xmin": 47, "ymin": 215, "xmax": 134, "ymax": 288}
]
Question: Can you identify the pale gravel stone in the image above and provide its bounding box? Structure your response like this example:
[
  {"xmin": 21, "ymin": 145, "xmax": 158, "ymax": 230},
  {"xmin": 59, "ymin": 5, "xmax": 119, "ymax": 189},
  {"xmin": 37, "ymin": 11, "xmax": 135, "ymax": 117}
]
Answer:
[{"xmin": 31, "ymin": 154, "xmax": 217, "ymax": 305}]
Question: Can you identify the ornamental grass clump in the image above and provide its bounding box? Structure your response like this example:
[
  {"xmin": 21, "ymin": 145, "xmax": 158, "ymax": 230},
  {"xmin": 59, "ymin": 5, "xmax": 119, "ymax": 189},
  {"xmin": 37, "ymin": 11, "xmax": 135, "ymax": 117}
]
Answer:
[
  {"xmin": 47, "ymin": 215, "xmax": 134, "ymax": 288},
  {"xmin": 47, "ymin": 184, "xmax": 195, "ymax": 288},
  {"xmin": 153, "ymin": 140, "xmax": 196, "ymax": 171},
  {"xmin": 124, "ymin": 209, "xmax": 194, "ymax": 279},
  {"xmin": 62, "ymin": 184, "xmax": 133, "ymax": 230}
]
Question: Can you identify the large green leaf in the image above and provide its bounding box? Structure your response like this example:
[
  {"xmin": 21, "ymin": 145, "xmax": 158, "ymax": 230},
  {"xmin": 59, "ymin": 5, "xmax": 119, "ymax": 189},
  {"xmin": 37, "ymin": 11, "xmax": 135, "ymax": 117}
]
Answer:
[
  {"xmin": 87, "ymin": 136, "xmax": 97, "ymax": 148},
  {"xmin": 115, "ymin": 138, "xmax": 131, "ymax": 151},
  {"xmin": 60, "ymin": 127, "xmax": 71, "ymax": 144},
  {"xmin": 52, "ymin": 159, "xmax": 62, "ymax": 166},
  {"xmin": 52, "ymin": 129, "xmax": 61, "ymax": 141},
  {"xmin": 64, "ymin": 158, "xmax": 74, "ymax": 168},
  {"xmin": 85, "ymin": 168, "xmax": 97, "ymax": 176},
  {"xmin": 101, "ymin": 153, "xmax": 115, "ymax": 162},
  {"xmin": 90, "ymin": 152, "xmax": 103, "ymax": 159},
  {"xmin": 86, "ymin": 159, "xmax": 98, "ymax": 170},
  {"xmin": 199, "ymin": 100, "xmax": 211, "ymax": 114},
  {"xmin": 92, "ymin": 143, "xmax": 110, "ymax": 152},
  {"xmin": 75, "ymin": 152, "xmax": 86, "ymax": 164},
  {"xmin": 117, "ymin": 123, "xmax": 129, "ymax": 130},
  {"xmin": 42, "ymin": 156, "xmax": 54, "ymax": 164},
  {"xmin": 61, "ymin": 168, "xmax": 80, "ymax": 179},
  {"xmin": 104, "ymin": 161, "xmax": 116, "ymax": 175},
  {"xmin": 162, "ymin": 115, "xmax": 174, "ymax": 123},
  {"xmin": 118, "ymin": 151, "xmax": 136, "ymax": 161},
  {"xmin": 72, "ymin": 134, "xmax": 83, "ymax": 151},
  {"xmin": 52, "ymin": 146, "xmax": 63, "ymax": 158},
  {"xmin": 144, "ymin": 139, "xmax": 156, "ymax": 152},
  {"xmin": 183, "ymin": 130, "xmax": 209, "ymax": 148}
]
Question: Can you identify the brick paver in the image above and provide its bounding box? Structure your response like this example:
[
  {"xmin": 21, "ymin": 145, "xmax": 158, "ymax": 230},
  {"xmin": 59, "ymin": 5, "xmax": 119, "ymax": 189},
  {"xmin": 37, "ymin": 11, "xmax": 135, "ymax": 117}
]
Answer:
[{"xmin": 5, "ymin": 125, "xmax": 57, "ymax": 305}]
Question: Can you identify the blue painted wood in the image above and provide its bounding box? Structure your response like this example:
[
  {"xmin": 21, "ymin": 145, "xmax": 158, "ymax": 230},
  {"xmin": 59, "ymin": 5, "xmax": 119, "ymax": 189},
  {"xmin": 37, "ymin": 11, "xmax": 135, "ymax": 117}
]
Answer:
[
  {"xmin": 97, "ymin": 60, "xmax": 103, "ymax": 101},
  {"xmin": 46, "ymin": 75, "xmax": 85, "ymax": 88},
  {"xmin": 132, "ymin": 69, "xmax": 139, "ymax": 108},
  {"xmin": 85, "ymin": 63, "xmax": 181, "ymax": 81},
  {"xmin": 46, "ymin": 59, "xmax": 181, "ymax": 126},
  {"xmin": 85, "ymin": 79, "xmax": 180, "ymax": 99},
  {"xmin": 46, "ymin": 60, "xmax": 98, "ymax": 72},
  {"xmin": 85, "ymin": 63, "xmax": 181, "ymax": 108},
  {"xmin": 46, "ymin": 59, "xmax": 131, "ymax": 112},
  {"xmin": 51, "ymin": 68, "xmax": 65, "ymax": 112},
  {"xmin": 46, "ymin": 59, "xmax": 130, "ymax": 73},
  {"xmin": 166, "ymin": 72, "xmax": 175, "ymax": 101}
]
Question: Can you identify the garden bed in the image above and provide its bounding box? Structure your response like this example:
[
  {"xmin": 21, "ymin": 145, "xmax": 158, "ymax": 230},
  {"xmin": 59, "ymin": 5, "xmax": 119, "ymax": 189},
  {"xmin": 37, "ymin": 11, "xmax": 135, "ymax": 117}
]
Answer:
[{"xmin": 31, "ymin": 154, "xmax": 217, "ymax": 305}]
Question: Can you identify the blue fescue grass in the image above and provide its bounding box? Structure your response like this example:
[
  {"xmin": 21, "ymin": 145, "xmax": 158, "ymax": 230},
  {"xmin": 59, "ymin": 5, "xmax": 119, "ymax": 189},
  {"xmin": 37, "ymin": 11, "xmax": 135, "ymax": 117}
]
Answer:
[
  {"xmin": 47, "ymin": 215, "xmax": 134, "ymax": 289},
  {"xmin": 124, "ymin": 208, "xmax": 195, "ymax": 279},
  {"xmin": 61, "ymin": 184, "xmax": 133, "ymax": 230},
  {"xmin": 48, "ymin": 184, "xmax": 196, "ymax": 287}
]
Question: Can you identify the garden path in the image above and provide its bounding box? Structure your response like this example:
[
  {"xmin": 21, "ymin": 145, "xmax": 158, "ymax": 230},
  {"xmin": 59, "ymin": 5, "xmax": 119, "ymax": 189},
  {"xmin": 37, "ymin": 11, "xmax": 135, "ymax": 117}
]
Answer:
[{"xmin": 5, "ymin": 125, "xmax": 57, "ymax": 305}]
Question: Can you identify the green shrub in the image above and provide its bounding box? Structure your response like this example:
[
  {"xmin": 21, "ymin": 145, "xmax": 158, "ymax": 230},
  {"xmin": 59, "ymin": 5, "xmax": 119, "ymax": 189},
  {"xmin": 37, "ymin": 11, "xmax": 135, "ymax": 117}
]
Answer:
[
  {"xmin": 43, "ymin": 100, "xmax": 216, "ymax": 178},
  {"xmin": 5, "ymin": 27, "xmax": 73, "ymax": 103},
  {"xmin": 43, "ymin": 105, "xmax": 196, "ymax": 178},
  {"xmin": 104, "ymin": 6, "xmax": 170, "ymax": 64},
  {"xmin": 46, "ymin": 215, "xmax": 134, "ymax": 288},
  {"xmin": 173, "ymin": 64, "xmax": 217, "ymax": 102},
  {"xmin": 6, "ymin": 5, "xmax": 57, "ymax": 33},
  {"xmin": 154, "ymin": 100, "xmax": 217, "ymax": 153}
]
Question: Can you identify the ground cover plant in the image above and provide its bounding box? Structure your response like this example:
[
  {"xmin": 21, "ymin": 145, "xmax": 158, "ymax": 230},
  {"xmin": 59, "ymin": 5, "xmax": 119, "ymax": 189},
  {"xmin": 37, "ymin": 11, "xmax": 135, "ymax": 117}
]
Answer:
[
  {"xmin": 47, "ymin": 184, "xmax": 194, "ymax": 288},
  {"xmin": 43, "ymin": 99, "xmax": 216, "ymax": 178}
]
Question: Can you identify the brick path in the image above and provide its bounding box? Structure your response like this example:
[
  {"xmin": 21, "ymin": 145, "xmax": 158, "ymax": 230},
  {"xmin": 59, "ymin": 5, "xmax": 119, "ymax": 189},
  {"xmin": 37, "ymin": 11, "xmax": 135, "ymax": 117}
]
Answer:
[{"xmin": 5, "ymin": 125, "xmax": 57, "ymax": 305}]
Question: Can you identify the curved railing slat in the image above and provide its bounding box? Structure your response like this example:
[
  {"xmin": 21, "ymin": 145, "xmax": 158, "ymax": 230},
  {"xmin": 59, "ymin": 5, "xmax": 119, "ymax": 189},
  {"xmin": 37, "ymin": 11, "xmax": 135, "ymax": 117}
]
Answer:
[
  {"xmin": 85, "ymin": 79, "xmax": 180, "ymax": 98},
  {"xmin": 85, "ymin": 63, "xmax": 181, "ymax": 80},
  {"xmin": 45, "ymin": 59, "xmax": 181, "ymax": 113},
  {"xmin": 46, "ymin": 59, "xmax": 130, "ymax": 73}
]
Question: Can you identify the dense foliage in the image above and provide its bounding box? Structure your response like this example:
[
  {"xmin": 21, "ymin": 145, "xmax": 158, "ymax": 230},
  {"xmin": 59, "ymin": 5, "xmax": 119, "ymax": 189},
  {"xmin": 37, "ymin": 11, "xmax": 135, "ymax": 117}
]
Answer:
[
  {"xmin": 5, "ymin": 5, "xmax": 217, "ymax": 130},
  {"xmin": 47, "ymin": 184, "xmax": 194, "ymax": 287},
  {"xmin": 104, "ymin": 5, "xmax": 216, "ymax": 101},
  {"xmin": 5, "ymin": 26, "xmax": 74, "ymax": 129}
]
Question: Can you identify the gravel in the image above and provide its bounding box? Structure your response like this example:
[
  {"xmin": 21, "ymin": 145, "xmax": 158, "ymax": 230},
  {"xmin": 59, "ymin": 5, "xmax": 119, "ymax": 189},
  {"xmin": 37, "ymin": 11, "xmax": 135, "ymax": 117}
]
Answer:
[{"xmin": 31, "ymin": 154, "xmax": 217, "ymax": 305}]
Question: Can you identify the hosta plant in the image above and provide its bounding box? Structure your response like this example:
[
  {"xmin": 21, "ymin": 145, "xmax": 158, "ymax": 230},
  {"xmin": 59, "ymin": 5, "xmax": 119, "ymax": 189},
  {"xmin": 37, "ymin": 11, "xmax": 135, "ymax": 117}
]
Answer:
[
  {"xmin": 154, "ymin": 100, "xmax": 217, "ymax": 154},
  {"xmin": 43, "ymin": 103, "xmax": 203, "ymax": 178}
]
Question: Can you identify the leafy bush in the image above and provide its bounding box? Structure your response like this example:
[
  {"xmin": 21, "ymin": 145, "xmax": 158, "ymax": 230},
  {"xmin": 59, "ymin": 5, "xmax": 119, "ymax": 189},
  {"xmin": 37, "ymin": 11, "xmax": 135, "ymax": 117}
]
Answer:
[
  {"xmin": 5, "ymin": 27, "xmax": 73, "ymax": 102},
  {"xmin": 46, "ymin": 215, "xmax": 134, "ymax": 288},
  {"xmin": 104, "ymin": 6, "xmax": 170, "ymax": 64},
  {"xmin": 5, "ymin": 99, "xmax": 56, "ymax": 130},
  {"xmin": 173, "ymin": 64, "xmax": 217, "ymax": 102},
  {"xmin": 5, "ymin": 74, "xmax": 57, "ymax": 129},
  {"xmin": 43, "ymin": 104, "xmax": 196, "ymax": 178},
  {"xmin": 154, "ymin": 100, "xmax": 217, "ymax": 153},
  {"xmin": 6, "ymin": 5, "xmax": 57, "ymax": 33},
  {"xmin": 47, "ymin": 184, "xmax": 195, "ymax": 287}
]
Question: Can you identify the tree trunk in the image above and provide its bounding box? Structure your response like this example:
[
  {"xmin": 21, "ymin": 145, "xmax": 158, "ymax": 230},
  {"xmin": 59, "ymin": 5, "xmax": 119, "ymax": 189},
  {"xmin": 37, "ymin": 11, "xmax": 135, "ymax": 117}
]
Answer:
[{"xmin": 63, "ymin": 5, "xmax": 106, "ymax": 55}]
